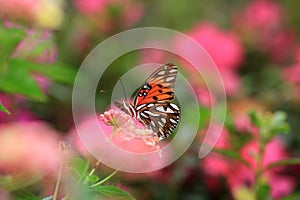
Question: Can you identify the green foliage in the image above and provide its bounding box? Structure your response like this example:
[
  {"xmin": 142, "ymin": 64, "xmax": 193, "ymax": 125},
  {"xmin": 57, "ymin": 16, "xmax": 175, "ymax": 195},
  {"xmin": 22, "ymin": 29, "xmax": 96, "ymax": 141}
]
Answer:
[
  {"xmin": 14, "ymin": 190, "xmax": 41, "ymax": 200},
  {"xmin": 66, "ymin": 157, "xmax": 135, "ymax": 200},
  {"xmin": 0, "ymin": 25, "xmax": 25, "ymax": 63},
  {"xmin": 0, "ymin": 61, "xmax": 47, "ymax": 102},
  {"xmin": 9, "ymin": 59, "xmax": 76, "ymax": 85},
  {"xmin": 213, "ymin": 148, "xmax": 248, "ymax": 166},
  {"xmin": 0, "ymin": 101, "xmax": 10, "ymax": 114},
  {"xmin": 266, "ymin": 158, "xmax": 300, "ymax": 171},
  {"xmin": 250, "ymin": 111, "xmax": 290, "ymax": 142},
  {"xmin": 256, "ymin": 180, "xmax": 271, "ymax": 200},
  {"xmin": 0, "ymin": 25, "xmax": 76, "ymax": 106},
  {"xmin": 91, "ymin": 185, "xmax": 135, "ymax": 200}
]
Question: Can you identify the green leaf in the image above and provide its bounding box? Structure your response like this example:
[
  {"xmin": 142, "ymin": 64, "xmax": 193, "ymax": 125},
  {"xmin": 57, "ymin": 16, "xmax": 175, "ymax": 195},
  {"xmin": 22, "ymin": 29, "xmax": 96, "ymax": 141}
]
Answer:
[
  {"xmin": 249, "ymin": 111, "xmax": 290, "ymax": 142},
  {"xmin": 0, "ymin": 25, "xmax": 26, "ymax": 59},
  {"xmin": 0, "ymin": 62, "xmax": 47, "ymax": 102},
  {"xmin": 256, "ymin": 181, "xmax": 270, "ymax": 200},
  {"xmin": 70, "ymin": 157, "xmax": 90, "ymax": 178},
  {"xmin": 269, "ymin": 111, "xmax": 290, "ymax": 135},
  {"xmin": 282, "ymin": 192, "xmax": 300, "ymax": 200},
  {"xmin": 266, "ymin": 158, "xmax": 300, "ymax": 171},
  {"xmin": 0, "ymin": 101, "xmax": 10, "ymax": 114},
  {"xmin": 88, "ymin": 175, "xmax": 99, "ymax": 184},
  {"xmin": 14, "ymin": 190, "xmax": 41, "ymax": 200},
  {"xmin": 213, "ymin": 148, "xmax": 248, "ymax": 166},
  {"xmin": 91, "ymin": 185, "xmax": 135, "ymax": 200},
  {"xmin": 10, "ymin": 59, "xmax": 76, "ymax": 84}
]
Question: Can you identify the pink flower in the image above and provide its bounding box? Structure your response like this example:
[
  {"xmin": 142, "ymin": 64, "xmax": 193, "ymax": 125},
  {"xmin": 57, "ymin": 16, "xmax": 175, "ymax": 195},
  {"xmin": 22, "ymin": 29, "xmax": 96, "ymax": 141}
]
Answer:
[
  {"xmin": 234, "ymin": 0, "xmax": 282, "ymax": 33},
  {"xmin": 282, "ymin": 63, "xmax": 300, "ymax": 96},
  {"xmin": 99, "ymin": 108, "xmax": 161, "ymax": 152},
  {"xmin": 72, "ymin": 108, "xmax": 162, "ymax": 156},
  {"xmin": 72, "ymin": 0, "xmax": 144, "ymax": 33},
  {"xmin": 238, "ymin": 139, "xmax": 295, "ymax": 198},
  {"xmin": 201, "ymin": 127, "xmax": 231, "ymax": 177},
  {"xmin": 233, "ymin": 0, "xmax": 296, "ymax": 63},
  {"xmin": 202, "ymin": 131, "xmax": 296, "ymax": 199},
  {"xmin": 0, "ymin": 0, "xmax": 64, "ymax": 29},
  {"xmin": 187, "ymin": 23, "xmax": 244, "ymax": 70},
  {"xmin": 0, "ymin": 93, "xmax": 36, "ymax": 123},
  {"xmin": 0, "ymin": 121, "xmax": 62, "ymax": 177},
  {"xmin": 263, "ymin": 29, "xmax": 296, "ymax": 64},
  {"xmin": 296, "ymin": 46, "xmax": 300, "ymax": 63},
  {"xmin": 73, "ymin": 0, "xmax": 107, "ymax": 15},
  {"xmin": 229, "ymin": 98, "xmax": 266, "ymax": 133},
  {"xmin": 71, "ymin": 110, "xmax": 169, "ymax": 173},
  {"xmin": 0, "ymin": 0, "xmax": 39, "ymax": 22},
  {"xmin": 175, "ymin": 23, "xmax": 244, "ymax": 95}
]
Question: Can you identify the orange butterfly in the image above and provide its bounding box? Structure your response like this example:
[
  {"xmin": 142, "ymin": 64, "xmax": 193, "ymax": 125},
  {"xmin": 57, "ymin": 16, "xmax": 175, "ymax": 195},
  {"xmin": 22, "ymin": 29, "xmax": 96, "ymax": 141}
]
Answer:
[{"xmin": 115, "ymin": 63, "xmax": 180, "ymax": 140}]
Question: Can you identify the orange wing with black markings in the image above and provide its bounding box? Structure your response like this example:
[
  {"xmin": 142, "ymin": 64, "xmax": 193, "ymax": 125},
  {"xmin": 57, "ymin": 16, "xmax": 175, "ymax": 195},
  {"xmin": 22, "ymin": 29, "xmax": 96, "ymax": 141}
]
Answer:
[{"xmin": 133, "ymin": 63, "xmax": 178, "ymax": 106}]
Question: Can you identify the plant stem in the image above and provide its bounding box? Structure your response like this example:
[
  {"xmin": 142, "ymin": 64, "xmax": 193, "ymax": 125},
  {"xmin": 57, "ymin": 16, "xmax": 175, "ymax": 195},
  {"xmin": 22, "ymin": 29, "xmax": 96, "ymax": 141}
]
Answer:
[
  {"xmin": 90, "ymin": 170, "xmax": 118, "ymax": 188},
  {"xmin": 53, "ymin": 161, "xmax": 63, "ymax": 200},
  {"xmin": 83, "ymin": 160, "xmax": 100, "ymax": 185},
  {"xmin": 255, "ymin": 137, "xmax": 266, "ymax": 199}
]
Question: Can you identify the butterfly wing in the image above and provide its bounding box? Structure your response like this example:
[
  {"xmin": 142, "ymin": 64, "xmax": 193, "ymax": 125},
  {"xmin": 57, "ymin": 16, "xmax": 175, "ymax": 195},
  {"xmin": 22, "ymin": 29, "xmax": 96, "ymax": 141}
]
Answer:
[
  {"xmin": 137, "ymin": 102, "xmax": 180, "ymax": 139},
  {"xmin": 115, "ymin": 63, "xmax": 180, "ymax": 140},
  {"xmin": 133, "ymin": 63, "xmax": 178, "ymax": 106}
]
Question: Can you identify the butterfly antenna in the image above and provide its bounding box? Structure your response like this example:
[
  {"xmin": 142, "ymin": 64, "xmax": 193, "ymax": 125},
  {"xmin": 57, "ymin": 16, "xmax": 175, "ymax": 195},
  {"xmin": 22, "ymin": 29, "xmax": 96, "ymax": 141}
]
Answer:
[{"xmin": 118, "ymin": 77, "xmax": 127, "ymax": 100}]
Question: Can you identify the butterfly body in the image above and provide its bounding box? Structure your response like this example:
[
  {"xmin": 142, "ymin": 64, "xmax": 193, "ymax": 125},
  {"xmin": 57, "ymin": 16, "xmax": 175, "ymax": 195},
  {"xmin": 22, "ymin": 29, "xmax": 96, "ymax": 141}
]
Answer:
[{"xmin": 115, "ymin": 63, "xmax": 180, "ymax": 140}]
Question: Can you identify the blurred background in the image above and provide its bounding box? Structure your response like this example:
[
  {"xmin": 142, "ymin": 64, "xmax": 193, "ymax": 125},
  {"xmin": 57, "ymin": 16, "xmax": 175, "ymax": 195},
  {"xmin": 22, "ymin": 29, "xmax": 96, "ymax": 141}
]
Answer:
[{"xmin": 1, "ymin": 0, "xmax": 300, "ymax": 199}]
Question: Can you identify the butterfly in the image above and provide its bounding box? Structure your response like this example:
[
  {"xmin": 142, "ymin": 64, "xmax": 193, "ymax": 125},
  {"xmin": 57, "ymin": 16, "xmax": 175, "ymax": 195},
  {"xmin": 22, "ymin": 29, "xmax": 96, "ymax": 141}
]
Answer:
[{"xmin": 115, "ymin": 63, "xmax": 180, "ymax": 140}]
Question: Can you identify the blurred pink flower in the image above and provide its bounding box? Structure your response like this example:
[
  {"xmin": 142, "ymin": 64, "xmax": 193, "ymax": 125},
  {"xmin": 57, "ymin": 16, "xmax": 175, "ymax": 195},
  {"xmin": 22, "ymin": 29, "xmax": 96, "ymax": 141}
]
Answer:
[
  {"xmin": 234, "ymin": 0, "xmax": 282, "ymax": 33},
  {"xmin": 73, "ymin": 0, "xmax": 107, "ymax": 15},
  {"xmin": 229, "ymin": 98, "xmax": 266, "ymax": 133},
  {"xmin": 71, "ymin": 108, "xmax": 161, "ymax": 157},
  {"xmin": 296, "ymin": 46, "xmax": 300, "ymax": 63},
  {"xmin": 100, "ymin": 108, "xmax": 161, "ymax": 152},
  {"xmin": 70, "ymin": 110, "xmax": 169, "ymax": 173},
  {"xmin": 202, "ymin": 136, "xmax": 296, "ymax": 199},
  {"xmin": 233, "ymin": 0, "xmax": 296, "ymax": 63},
  {"xmin": 0, "ymin": 93, "xmax": 36, "ymax": 123},
  {"xmin": 238, "ymin": 139, "xmax": 295, "ymax": 198},
  {"xmin": 0, "ymin": 121, "xmax": 62, "ymax": 177},
  {"xmin": 175, "ymin": 23, "xmax": 244, "ymax": 95},
  {"xmin": 0, "ymin": 0, "xmax": 39, "ymax": 22},
  {"xmin": 120, "ymin": 0, "xmax": 144, "ymax": 28},
  {"xmin": 187, "ymin": 23, "xmax": 244, "ymax": 70},
  {"xmin": 0, "ymin": 0, "xmax": 64, "ymax": 29},
  {"xmin": 263, "ymin": 29, "xmax": 296, "ymax": 64},
  {"xmin": 201, "ymin": 127, "xmax": 231, "ymax": 177},
  {"xmin": 73, "ymin": 0, "xmax": 144, "ymax": 33},
  {"xmin": 282, "ymin": 63, "xmax": 300, "ymax": 95}
]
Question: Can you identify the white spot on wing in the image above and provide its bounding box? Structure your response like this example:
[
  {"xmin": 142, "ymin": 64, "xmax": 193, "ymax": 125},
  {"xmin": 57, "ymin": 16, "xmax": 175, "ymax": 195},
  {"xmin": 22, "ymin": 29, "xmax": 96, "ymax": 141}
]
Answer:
[
  {"xmin": 136, "ymin": 104, "xmax": 146, "ymax": 110},
  {"xmin": 155, "ymin": 106, "xmax": 165, "ymax": 112},
  {"xmin": 169, "ymin": 69, "xmax": 177, "ymax": 73},
  {"xmin": 158, "ymin": 121, "xmax": 163, "ymax": 127},
  {"xmin": 151, "ymin": 120, "xmax": 156, "ymax": 127},
  {"xmin": 170, "ymin": 103, "xmax": 179, "ymax": 110},
  {"xmin": 158, "ymin": 71, "xmax": 166, "ymax": 75},
  {"xmin": 170, "ymin": 118, "xmax": 177, "ymax": 124},
  {"xmin": 156, "ymin": 106, "xmax": 174, "ymax": 113},
  {"xmin": 140, "ymin": 112, "xmax": 148, "ymax": 118},
  {"xmin": 161, "ymin": 118, "xmax": 166, "ymax": 123},
  {"xmin": 159, "ymin": 128, "xmax": 164, "ymax": 135},
  {"xmin": 165, "ymin": 76, "xmax": 175, "ymax": 82},
  {"xmin": 144, "ymin": 110, "xmax": 160, "ymax": 117},
  {"xmin": 147, "ymin": 103, "xmax": 154, "ymax": 107}
]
